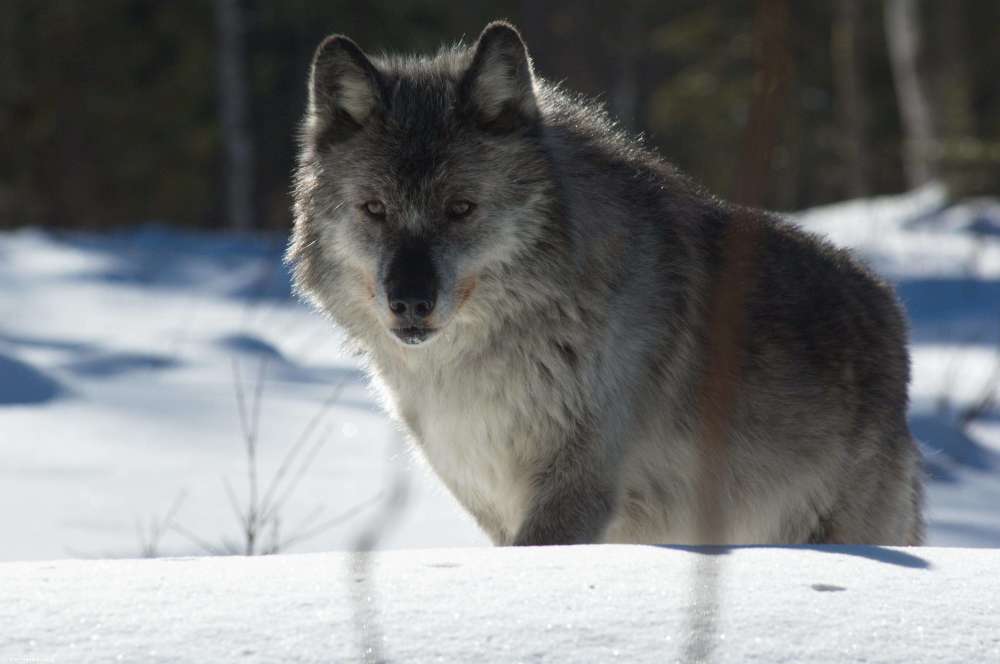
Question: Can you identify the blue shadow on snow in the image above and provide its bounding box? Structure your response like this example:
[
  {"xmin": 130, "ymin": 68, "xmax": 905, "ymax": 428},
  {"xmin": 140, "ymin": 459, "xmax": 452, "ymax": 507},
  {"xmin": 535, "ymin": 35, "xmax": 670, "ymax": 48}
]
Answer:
[{"xmin": 0, "ymin": 353, "xmax": 66, "ymax": 405}]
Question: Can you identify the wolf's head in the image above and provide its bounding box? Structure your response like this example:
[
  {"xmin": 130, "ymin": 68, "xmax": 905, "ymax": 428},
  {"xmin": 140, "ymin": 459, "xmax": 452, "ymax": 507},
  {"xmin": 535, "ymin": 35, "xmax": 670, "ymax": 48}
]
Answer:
[{"xmin": 288, "ymin": 22, "xmax": 560, "ymax": 351}]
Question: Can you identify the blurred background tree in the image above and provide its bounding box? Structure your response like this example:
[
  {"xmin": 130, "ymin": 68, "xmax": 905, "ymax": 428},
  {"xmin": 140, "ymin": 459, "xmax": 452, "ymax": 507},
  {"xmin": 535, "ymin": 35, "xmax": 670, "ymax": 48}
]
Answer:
[{"xmin": 0, "ymin": 1, "xmax": 997, "ymax": 231}]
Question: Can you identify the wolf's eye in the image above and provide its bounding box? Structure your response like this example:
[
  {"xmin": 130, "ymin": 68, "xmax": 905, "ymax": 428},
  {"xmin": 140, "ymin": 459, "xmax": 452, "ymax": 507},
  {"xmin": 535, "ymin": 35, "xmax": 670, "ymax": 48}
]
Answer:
[
  {"xmin": 447, "ymin": 200, "xmax": 475, "ymax": 220},
  {"xmin": 363, "ymin": 200, "xmax": 386, "ymax": 218}
]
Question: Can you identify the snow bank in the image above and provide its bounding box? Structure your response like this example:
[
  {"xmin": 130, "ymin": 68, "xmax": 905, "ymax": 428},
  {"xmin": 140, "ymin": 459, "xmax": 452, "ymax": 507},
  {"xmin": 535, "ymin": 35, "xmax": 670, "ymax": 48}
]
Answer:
[{"xmin": 2, "ymin": 545, "xmax": 997, "ymax": 663}]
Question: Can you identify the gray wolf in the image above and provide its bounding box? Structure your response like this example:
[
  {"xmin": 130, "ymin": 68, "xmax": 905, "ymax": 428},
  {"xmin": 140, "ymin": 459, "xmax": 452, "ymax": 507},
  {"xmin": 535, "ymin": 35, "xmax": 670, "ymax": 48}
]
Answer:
[{"xmin": 287, "ymin": 22, "xmax": 924, "ymax": 545}]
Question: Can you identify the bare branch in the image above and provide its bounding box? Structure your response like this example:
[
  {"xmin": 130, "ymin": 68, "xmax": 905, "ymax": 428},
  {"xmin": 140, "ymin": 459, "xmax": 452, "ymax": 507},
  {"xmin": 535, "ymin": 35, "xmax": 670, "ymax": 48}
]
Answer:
[
  {"xmin": 170, "ymin": 522, "xmax": 226, "ymax": 557},
  {"xmin": 259, "ymin": 381, "xmax": 349, "ymax": 520},
  {"xmin": 263, "ymin": 425, "xmax": 333, "ymax": 524},
  {"xmin": 222, "ymin": 476, "xmax": 247, "ymax": 530},
  {"xmin": 280, "ymin": 493, "xmax": 383, "ymax": 552},
  {"xmin": 231, "ymin": 357, "xmax": 251, "ymax": 445},
  {"xmin": 135, "ymin": 489, "xmax": 189, "ymax": 558}
]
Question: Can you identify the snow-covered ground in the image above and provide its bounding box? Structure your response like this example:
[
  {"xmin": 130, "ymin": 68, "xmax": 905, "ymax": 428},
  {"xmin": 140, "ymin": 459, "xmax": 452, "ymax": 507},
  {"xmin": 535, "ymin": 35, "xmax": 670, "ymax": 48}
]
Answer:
[
  {"xmin": 2, "ymin": 545, "xmax": 998, "ymax": 663},
  {"xmin": 1, "ymin": 185, "xmax": 999, "ymax": 560}
]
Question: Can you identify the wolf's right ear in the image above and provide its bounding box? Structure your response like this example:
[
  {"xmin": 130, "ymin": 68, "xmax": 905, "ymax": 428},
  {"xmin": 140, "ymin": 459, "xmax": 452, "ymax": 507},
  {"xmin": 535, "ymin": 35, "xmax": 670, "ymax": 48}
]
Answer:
[
  {"xmin": 460, "ymin": 22, "xmax": 539, "ymax": 132},
  {"xmin": 307, "ymin": 35, "xmax": 383, "ymax": 141}
]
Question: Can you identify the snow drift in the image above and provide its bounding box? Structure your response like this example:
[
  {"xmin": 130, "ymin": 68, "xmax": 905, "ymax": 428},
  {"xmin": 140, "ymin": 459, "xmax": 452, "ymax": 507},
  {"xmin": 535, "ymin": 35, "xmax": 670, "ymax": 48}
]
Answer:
[{"xmin": 2, "ymin": 545, "xmax": 997, "ymax": 663}]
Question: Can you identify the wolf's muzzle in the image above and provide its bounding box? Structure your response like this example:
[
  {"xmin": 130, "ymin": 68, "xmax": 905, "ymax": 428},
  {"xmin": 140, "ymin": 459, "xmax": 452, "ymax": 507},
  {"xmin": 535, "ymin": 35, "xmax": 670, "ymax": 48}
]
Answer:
[{"xmin": 384, "ymin": 238, "xmax": 439, "ymax": 331}]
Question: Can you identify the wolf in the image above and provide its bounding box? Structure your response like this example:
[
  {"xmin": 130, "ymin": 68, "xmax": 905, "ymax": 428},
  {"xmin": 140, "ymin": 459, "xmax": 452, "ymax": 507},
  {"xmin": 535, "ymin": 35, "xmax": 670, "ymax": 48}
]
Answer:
[{"xmin": 287, "ymin": 22, "xmax": 924, "ymax": 546}]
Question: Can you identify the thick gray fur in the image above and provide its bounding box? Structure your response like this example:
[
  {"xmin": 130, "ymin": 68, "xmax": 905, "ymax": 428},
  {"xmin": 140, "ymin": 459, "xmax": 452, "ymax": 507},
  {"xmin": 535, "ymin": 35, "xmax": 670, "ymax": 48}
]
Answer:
[{"xmin": 287, "ymin": 22, "xmax": 924, "ymax": 546}]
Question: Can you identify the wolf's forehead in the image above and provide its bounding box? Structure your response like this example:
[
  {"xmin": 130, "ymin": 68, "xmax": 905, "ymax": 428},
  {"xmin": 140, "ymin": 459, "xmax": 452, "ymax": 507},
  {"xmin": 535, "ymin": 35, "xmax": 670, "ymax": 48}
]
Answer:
[
  {"xmin": 382, "ymin": 74, "xmax": 457, "ymax": 188},
  {"xmin": 387, "ymin": 74, "xmax": 455, "ymax": 127}
]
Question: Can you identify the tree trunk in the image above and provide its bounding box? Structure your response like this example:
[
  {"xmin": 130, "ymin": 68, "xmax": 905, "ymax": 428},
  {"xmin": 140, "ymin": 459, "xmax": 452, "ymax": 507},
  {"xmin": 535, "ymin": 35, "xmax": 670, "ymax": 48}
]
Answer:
[
  {"xmin": 925, "ymin": 2, "xmax": 978, "ymax": 197},
  {"xmin": 832, "ymin": 0, "xmax": 870, "ymax": 198},
  {"xmin": 884, "ymin": 0, "xmax": 936, "ymax": 189},
  {"xmin": 214, "ymin": 0, "xmax": 254, "ymax": 231}
]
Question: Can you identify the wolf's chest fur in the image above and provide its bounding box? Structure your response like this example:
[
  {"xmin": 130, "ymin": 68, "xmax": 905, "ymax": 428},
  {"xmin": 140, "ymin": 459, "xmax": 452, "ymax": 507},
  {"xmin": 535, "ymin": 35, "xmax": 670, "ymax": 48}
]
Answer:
[{"xmin": 380, "ymin": 347, "xmax": 547, "ymax": 543}]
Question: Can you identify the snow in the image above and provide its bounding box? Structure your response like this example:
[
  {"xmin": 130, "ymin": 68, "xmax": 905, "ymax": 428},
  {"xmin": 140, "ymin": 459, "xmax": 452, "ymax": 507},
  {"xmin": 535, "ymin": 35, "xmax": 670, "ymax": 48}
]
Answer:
[
  {"xmin": 2, "ymin": 545, "xmax": 998, "ymax": 662},
  {"xmin": 1, "ymin": 186, "xmax": 1000, "ymax": 562},
  {"xmin": 0, "ymin": 352, "xmax": 64, "ymax": 404}
]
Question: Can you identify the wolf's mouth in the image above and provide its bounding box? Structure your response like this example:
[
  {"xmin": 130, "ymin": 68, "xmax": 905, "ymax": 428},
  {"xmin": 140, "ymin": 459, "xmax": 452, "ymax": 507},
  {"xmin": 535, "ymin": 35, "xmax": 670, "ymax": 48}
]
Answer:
[{"xmin": 391, "ymin": 326, "xmax": 437, "ymax": 346}]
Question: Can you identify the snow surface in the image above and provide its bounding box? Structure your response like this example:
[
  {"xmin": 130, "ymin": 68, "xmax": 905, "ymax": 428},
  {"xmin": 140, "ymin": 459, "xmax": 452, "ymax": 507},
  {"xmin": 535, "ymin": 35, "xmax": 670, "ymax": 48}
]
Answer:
[
  {"xmin": 2, "ymin": 545, "xmax": 998, "ymax": 663},
  {"xmin": 1, "ymin": 186, "xmax": 999, "ymax": 561}
]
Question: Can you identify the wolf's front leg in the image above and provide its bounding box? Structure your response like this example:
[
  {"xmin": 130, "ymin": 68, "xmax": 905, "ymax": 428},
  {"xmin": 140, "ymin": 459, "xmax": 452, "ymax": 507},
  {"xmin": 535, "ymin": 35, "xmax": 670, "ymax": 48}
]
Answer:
[{"xmin": 512, "ymin": 445, "xmax": 616, "ymax": 546}]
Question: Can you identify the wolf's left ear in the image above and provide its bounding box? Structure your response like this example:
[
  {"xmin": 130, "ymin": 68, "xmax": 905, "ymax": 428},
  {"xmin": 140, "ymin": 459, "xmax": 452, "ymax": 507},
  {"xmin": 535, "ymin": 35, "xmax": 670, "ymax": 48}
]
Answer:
[
  {"xmin": 460, "ymin": 22, "xmax": 539, "ymax": 132},
  {"xmin": 307, "ymin": 35, "xmax": 383, "ymax": 141}
]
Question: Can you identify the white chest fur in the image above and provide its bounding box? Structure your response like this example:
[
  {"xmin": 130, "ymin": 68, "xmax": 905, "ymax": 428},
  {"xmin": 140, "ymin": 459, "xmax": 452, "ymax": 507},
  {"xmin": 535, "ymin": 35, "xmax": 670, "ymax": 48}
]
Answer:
[{"xmin": 377, "ymin": 357, "xmax": 536, "ymax": 543}]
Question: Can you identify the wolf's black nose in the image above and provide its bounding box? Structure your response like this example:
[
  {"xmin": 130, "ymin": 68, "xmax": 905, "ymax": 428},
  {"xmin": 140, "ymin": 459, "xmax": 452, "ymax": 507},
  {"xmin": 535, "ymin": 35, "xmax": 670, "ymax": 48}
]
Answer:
[
  {"xmin": 388, "ymin": 296, "xmax": 435, "ymax": 319},
  {"xmin": 385, "ymin": 238, "xmax": 439, "ymax": 322}
]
